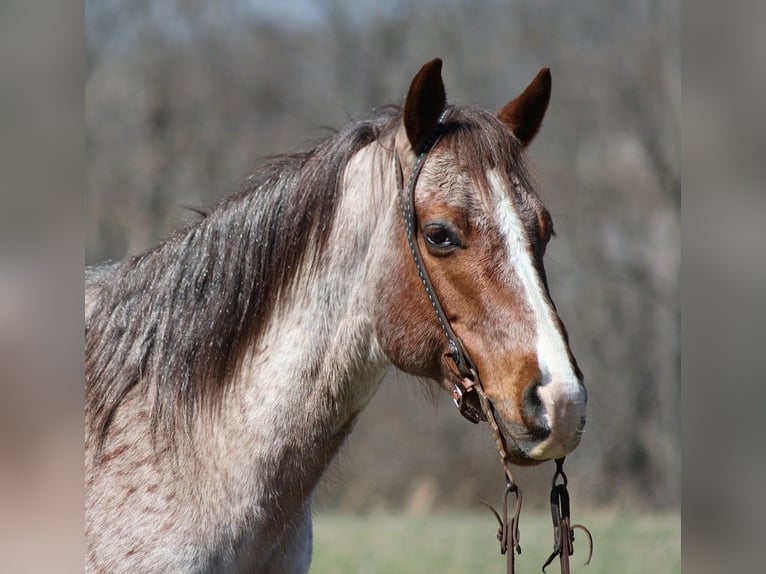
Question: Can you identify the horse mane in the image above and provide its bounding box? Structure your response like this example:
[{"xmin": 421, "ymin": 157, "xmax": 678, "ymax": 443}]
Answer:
[
  {"xmin": 86, "ymin": 106, "xmax": 401, "ymax": 450},
  {"xmin": 85, "ymin": 104, "xmax": 535, "ymax": 451}
]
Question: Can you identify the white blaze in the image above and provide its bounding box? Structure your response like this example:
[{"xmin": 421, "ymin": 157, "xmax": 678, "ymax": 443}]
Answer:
[{"xmin": 488, "ymin": 169, "xmax": 585, "ymax": 459}]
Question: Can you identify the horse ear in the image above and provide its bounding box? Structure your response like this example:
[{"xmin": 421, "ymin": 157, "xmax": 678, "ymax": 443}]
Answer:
[
  {"xmin": 497, "ymin": 67, "xmax": 552, "ymax": 147},
  {"xmin": 403, "ymin": 58, "xmax": 447, "ymax": 154}
]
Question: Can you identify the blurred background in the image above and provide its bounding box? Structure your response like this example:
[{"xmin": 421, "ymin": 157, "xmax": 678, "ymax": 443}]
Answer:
[{"xmin": 85, "ymin": 0, "xmax": 679, "ymax": 534}]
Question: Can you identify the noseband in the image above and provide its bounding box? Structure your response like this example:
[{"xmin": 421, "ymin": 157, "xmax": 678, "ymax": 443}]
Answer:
[{"xmin": 394, "ymin": 108, "xmax": 591, "ymax": 573}]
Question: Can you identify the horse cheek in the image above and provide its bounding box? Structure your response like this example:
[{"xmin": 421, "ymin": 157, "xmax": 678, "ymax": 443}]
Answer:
[{"xmin": 373, "ymin": 254, "xmax": 442, "ymax": 380}]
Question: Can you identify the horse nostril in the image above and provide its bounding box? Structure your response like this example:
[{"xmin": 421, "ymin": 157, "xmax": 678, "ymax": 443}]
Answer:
[{"xmin": 522, "ymin": 382, "xmax": 550, "ymax": 440}]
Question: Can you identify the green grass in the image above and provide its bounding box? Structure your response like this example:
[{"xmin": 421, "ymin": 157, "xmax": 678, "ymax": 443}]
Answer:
[{"xmin": 310, "ymin": 511, "xmax": 680, "ymax": 574}]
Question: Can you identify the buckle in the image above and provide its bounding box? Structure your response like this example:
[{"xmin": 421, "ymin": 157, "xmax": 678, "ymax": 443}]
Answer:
[{"xmin": 452, "ymin": 378, "xmax": 486, "ymax": 424}]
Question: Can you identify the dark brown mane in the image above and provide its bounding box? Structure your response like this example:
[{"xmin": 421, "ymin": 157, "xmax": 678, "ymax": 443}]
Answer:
[
  {"xmin": 85, "ymin": 105, "xmax": 535, "ymax": 452},
  {"xmin": 85, "ymin": 107, "xmax": 400, "ymax": 450}
]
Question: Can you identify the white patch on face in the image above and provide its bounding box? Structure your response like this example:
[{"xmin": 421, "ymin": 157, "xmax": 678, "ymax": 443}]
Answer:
[{"xmin": 487, "ymin": 169, "xmax": 586, "ymax": 459}]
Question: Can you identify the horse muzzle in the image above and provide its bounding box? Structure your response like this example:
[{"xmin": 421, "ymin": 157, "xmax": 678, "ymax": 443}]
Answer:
[{"xmin": 492, "ymin": 377, "xmax": 587, "ymax": 464}]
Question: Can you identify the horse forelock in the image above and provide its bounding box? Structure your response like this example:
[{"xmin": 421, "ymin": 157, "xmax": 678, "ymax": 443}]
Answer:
[
  {"xmin": 438, "ymin": 107, "xmax": 537, "ymax": 203},
  {"xmin": 85, "ymin": 107, "xmax": 401, "ymax": 451}
]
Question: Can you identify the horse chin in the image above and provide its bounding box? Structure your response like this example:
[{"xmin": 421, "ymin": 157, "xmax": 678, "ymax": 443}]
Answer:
[
  {"xmin": 503, "ymin": 447, "xmax": 546, "ymax": 467},
  {"xmin": 496, "ymin": 428, "xmax": 550, "ymax": 467},
  {"xmin": 494, "ymin": 413, "xmax": 583, "ymax": 466},
  {"xmin": 502, "ymin": 439, "xmax": 578, "ymax": 466}
]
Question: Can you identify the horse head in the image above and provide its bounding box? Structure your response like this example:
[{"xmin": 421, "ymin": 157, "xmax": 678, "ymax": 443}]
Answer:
[{"xmin": 375, "ymin": 59, "xmax": 586, "ymax": 465}]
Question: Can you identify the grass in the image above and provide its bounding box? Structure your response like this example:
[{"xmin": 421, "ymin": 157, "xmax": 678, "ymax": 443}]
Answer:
[{"xmin": 310, "ymin": 511, "xmax": 680, "ymax": 574}]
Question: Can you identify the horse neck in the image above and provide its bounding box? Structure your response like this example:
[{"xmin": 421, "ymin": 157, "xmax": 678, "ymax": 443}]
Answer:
[{"xmin": 192, "ymin": 139, "xmax": 396, "ymax": 519}]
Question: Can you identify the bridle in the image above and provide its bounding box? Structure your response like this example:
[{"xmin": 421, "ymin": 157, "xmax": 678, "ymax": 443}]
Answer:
[
  {"xmin": 394, "ymin": 107, "xmax": 592, "ymax": 573},
  {"xmin": 394, "ymin": 108, "xmax": 486, "ymax": 425}
]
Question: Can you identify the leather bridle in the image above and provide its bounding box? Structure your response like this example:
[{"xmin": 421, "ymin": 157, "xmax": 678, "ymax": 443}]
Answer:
[
  {"xmin": 394, "ymin": 107, "xmax": 486, "ymax": 425},
  {"xmin": 394, "ymin": 107, "xmax": 592, "ymax": 573}
]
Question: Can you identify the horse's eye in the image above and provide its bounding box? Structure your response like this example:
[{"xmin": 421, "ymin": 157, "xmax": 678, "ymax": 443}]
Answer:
[{"xmin": 423, "ymin": 223, "xmax": 460, "ymax": 251}]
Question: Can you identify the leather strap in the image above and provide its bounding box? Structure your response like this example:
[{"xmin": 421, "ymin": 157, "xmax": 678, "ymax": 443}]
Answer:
[
  {"xmin": 543, "ymin": 458, "xmax": 593, "ymax": 574},
  {"xmin": 394, "ymin": 107, "xmax": 486, "ymax": 424},
  {"xmin": 394, "ymin": 107, "xmax": 523, "ymax": 571}
]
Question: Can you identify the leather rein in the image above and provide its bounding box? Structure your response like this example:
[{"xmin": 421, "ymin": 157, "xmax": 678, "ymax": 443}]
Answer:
[{"xmin": 394, "ymin": 108, "xmax": 592, "ymax": 573}]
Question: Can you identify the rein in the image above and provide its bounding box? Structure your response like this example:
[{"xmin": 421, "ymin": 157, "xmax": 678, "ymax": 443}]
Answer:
[{"xmin": 394, "ymin": 108, "xmax": 592, "ymax": 573}]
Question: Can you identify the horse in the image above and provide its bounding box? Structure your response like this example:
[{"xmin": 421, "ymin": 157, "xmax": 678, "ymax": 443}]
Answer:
[{"xmin": 85, "ymin": 58, "xmax": 587, "ymax": 573}]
